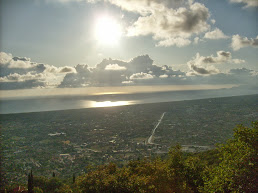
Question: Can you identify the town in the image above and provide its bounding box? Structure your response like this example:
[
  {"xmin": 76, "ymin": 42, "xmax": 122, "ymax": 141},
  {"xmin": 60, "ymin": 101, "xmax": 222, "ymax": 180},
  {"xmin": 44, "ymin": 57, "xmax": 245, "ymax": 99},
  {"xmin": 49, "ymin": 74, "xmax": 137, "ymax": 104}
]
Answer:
[{"xmin": 1, "ymin": 94, "xmax": 257, "ymax": 184}]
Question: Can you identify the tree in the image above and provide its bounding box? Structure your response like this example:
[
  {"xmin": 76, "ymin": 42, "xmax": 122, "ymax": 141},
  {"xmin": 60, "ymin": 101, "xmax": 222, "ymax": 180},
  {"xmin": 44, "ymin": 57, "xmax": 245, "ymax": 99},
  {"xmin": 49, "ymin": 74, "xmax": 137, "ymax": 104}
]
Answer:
[
  {"xmin": 72, "ymin": 174, "xmax": 76, "ymax": 184},
  {"xmin": 28, "ymin": 170, "xmax": 34, "ymax": 193},
  {"xmin": 202, "ymin": 122, "xmax": 258, "ymax": 192}
]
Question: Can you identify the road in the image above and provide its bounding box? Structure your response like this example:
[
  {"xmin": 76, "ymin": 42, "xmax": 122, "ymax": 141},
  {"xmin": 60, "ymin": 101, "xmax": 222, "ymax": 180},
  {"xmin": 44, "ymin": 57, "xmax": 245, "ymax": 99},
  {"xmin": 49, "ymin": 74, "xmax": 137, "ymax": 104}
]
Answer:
[{"xmin": 147, "ymin": 112, "xmax": 166, "ymax": 144}]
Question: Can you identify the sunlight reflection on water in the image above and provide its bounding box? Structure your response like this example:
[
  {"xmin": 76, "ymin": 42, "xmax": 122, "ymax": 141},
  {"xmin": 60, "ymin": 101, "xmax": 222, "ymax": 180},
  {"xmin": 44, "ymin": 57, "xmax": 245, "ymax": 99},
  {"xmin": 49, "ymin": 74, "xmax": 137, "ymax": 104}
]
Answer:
[{"xmin": 89, "ymin": 101, "xmax": 134, "ymax": 108}]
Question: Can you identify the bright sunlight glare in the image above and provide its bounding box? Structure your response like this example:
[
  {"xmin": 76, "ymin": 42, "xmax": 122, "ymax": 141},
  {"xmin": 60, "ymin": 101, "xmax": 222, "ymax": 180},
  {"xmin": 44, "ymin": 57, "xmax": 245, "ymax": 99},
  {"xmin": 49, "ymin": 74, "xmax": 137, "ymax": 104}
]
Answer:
[
  {"xmin": 94, "ymin": 16, "xmax": 122, "ymax": 45},
  {"xmin": 91, "ymin": 101, "xmax": 131, "ymax": 108}
]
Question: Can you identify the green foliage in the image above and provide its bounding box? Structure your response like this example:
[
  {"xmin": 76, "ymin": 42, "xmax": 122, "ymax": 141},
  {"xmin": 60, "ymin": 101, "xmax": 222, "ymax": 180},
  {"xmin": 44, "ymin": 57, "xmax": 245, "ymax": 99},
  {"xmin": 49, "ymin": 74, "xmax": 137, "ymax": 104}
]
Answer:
[
  {"xmin": 33, "ymin": 176, "xmax": 71, "ymax": 193},
  {"xmin": 6, "ymin": 122, "xmax": 257, "ymax": 193},
  {"xmin": 201, "ymin": 122, "xmax": 258, "ymax": 192},
  {"xmin": 76, "ymin": 123, "xmax": 257, "ymax": 193},
  {"xmin": 34, "ymin": 187, "xmax": 43, "ymax": 193}
]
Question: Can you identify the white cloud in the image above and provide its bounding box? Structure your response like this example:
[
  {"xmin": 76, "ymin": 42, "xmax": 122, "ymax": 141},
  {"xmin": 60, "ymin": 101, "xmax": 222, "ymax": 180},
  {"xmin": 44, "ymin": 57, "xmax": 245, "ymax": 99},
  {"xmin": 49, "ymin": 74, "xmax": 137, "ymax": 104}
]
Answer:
[
  {"xmin": 0, "ymin": 72, "xmax": 45, "ymax": 82},
  {"xmin": 156, "ymin": 37, "xmax": 191, "ymax": 47},
  {"xmin": 105, "ymin": 64, "xmax": 127, "ymax": 71},
  {"xmin": 231, "ymin": 34, "xmax": 258, "ymax": 51},
  {"xmin": 122, "ymin": 80, "xmax": 134, "ymax": 84},
  {"xmin": 229, "ymin": 0, "xmax": 258, "ymax": 8},
  {"xmin": 1, "ymin": 52, "xmax": 255, "ymax": 90},
  {"xmin": 187, "ymin": 51, "xmax": 245, "ymax": 75},
  {"xmin": 232, "ymin": 59, "xmax": 246, "ymax": 64},
  {"xmin": 0, "ymin": 52, "xmax": 76, "ymax": 89},
  {"xmin": 193, "ymin": 37, "xmax": 200, "ymax": 44},
  {"xmin": 107, "ymin": 0, "xmax": 210, "ymax": 47},
  {"xmin": 130, "ymin": 72, "xmax": 154, "ymax": 79},
  {"xmin": 159, "ymin": 74, "xmax": 168, "ymax": 78},
  {"xmin": 189, "ymin": 51, "xmax": 245, "ymax": 66},
  {"xmin": 204, "ymin": 28, "xmax": 229, "ymax": 39},
  {"xmin": 53, "ymin": 0, "xmax": 210, "ymax": 48},
  {"xmin": 0, "ymin": 52, "xmax": 12, "ymax": 65},
  {"xmin": 106, "ymin": 0, "xmax": 191, "ymax": 14}
]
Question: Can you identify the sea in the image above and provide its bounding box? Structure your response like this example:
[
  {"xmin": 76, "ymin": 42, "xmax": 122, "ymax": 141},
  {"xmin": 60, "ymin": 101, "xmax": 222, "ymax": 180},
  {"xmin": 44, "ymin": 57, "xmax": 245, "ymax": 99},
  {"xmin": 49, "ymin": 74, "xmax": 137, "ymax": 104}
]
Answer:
[{"xmin": 0, "ymin": 84, "xmax": 255, "ymax": 114}]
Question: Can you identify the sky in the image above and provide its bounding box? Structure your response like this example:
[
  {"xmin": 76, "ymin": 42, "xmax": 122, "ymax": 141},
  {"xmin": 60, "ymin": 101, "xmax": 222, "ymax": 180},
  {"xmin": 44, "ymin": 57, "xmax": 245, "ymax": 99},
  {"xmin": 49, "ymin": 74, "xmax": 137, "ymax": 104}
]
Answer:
[{"xmin": 0, "ymin": 0, "xmax": 257, "ymax": 91}]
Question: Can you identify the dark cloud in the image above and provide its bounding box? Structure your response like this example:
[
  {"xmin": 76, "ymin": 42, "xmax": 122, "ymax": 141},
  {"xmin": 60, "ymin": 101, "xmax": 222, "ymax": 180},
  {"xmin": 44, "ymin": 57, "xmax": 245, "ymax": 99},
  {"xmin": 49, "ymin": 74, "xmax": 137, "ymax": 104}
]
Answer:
[
  {"xmin": 12, "ymin": 56, "xmax": 30, "ymax": 62},
  {"xmin": 202, "ymin": 57, "xmax": 216, "ymax": 64},
  {"xmin": 0, "ymin": 79, "xmax": 45, "ymax": 90},
  {"xmin": 59, "ymin": 66, "xmax": 76, "ymax": 73},
  {"xmin": 190, "ymin": 64, "xmax": 219, "ymax": 75},
  {"xmin": 59, "ymin": 64, "xmax": 91, "ymax": 88}
]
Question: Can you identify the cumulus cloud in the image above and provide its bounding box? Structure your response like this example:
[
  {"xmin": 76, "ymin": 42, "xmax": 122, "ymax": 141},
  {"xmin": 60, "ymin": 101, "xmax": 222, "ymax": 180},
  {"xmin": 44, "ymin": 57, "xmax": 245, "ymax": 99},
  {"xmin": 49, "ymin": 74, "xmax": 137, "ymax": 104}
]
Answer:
[
  {"xmin": 189, "ymin": 64, "xmax": 219, "ymax": 75},
  {"xmin": 1, "ymin": 52, "xmax": 256, "ymax": 90},
  {"xmin": 105, "ymin": 64, "xmax": 127, "ymax": 71},
  {"xmin": 231, "ymin": 35, "xmax": 258, "ymax": 51},
  {"xmin": 52, "ymin": 0, "xmax": 213, "ymax": 47},
  {"xmin": 159, "ymin": 74, "xmax": 168, "ymax": 78},
  {"xmin": 156, "ymin": 37, "xmax": 191, "ymax": 47},
  {"xmin": 187, "ymin": 51, "xmax": 245, "ymax": 75},
  {"xmin": 229, "ymin": 0, "xmax": 258, "ymax": 8},
  {"xmin": 59, "ymin": 66, "xmax": 76, "ymax": 73},
  {"xmin": 0, "ymin": 72, "xmax": 45, "ymax": 83},
  {"xmin": 193, "ymin": 37, "xmax": 200, "ymax": 44},
  {"xmin": 204, "ymin": 28, "xmax": 229, "ymax": 39},
  {"xmin": 0, "ymin": 72, "xmax": 46, "ymax": 90},
  {"xmin": 104, "ymin": 0, "xmax": 211, "ymax": 47},
  {"xmin": 59, "ymin": 54, "xmax": 188, "ymax": 87},
  {"xmin": 190, "ymin": 51, "xmax": 245, "ymax": 65},
  {"xmin": 0, "ymin": 52, "xmax": 76, "ymax": 89},
  {"xmin": 130, "ymin": 72, "xmax": 154, "ymax": 80}
]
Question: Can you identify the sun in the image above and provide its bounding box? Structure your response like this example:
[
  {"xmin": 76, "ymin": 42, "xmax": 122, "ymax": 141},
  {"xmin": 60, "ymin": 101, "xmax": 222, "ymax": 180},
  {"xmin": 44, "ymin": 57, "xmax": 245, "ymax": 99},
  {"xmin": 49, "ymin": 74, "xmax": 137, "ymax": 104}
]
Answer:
[{"xmin": 94, "ymin": 16, "xmax": 122, "ymax": 45}]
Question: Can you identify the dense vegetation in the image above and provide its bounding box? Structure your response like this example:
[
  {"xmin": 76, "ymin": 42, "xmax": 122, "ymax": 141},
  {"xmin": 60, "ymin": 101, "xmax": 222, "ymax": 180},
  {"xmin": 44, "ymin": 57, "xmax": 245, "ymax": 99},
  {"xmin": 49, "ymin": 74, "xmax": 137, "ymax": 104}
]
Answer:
[{"xmin": 2, "ymin": 122, "xmax": 257, "ymax": 193}]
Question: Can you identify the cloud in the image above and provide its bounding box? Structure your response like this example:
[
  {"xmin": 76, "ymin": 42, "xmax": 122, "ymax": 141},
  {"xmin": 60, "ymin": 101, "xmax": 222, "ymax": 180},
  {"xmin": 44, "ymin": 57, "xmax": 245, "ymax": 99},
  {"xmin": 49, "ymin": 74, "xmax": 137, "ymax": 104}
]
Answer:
[
  {"xmin": 187, "ymin": 51, "xmax": 245, "ymax": 75},
  {"xmin": 0, "ymin": 72, "xmax": 46, "ymax": 90},
  {"xmin": 204, "ymin": 28, "xmax": 229, "ymax": 39},
  {"xmin": 231, "ymin": 35, "xmax": 258, "ymax": 51},
  {"xmin": 129, "ymin": 72, "xmax": 154, "ymax": 79},
  {"xmin": 1, "ymin": 52, "xmax": 256, "ymax": 90},
  {"xmin": 229, "ymin": 0, "xmax": 258, "ymax": 8},
  {"xmin": 122, "ymin": 80, "xmax": 134, "ymax": 84},
  {"xmin": 159, "ymin": 74, "xmax": 168, "ymax": 78},
  {"xmin": 189, "ymin": 51, "xmax": 245, "ymax": 65},
  {"xmin": 59, "ymin": 66, "xmax": 76, "ymax": 73},
  {"xmin": 59, "ymin": 64, "xmax": 92, "ymax": 88},
  {"xmin": 106, "ymin": 0, "xmax": 192, "ymax": 14},
  {"xmin": 194, "ymin": 37, "xmax": 199, "ymax": 44},
  {"xmin": 105, "ymin": 64, "xmax": 127, "ymax": 71},
  {"xmin": 0, "ymin": 52, "xmax": 76, "ymax": 89},
  {"xmin": 190, "ymin": 64, "xmax": 219, "ymax": 75},
  {"xmin": 156, "ymin": 37, "xmax": 191, "ymax": 47},
  {"xmin": 59, "ymin": 54, "xmax": 187, "ymax": 87},
  {"xmin": 53, "ymin": 0, "xmax": 212, "ymax": 47},
  {"xmin": 106, "ymin": 0, "xmax": 210, "ymax": 47},
  {"xmin": 0, "ymin": 72, "xmax": 45, "ymax": 83},
  {"xmin": 0, "ymin": 52, "xmax": 13, "ymax": 65}
]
